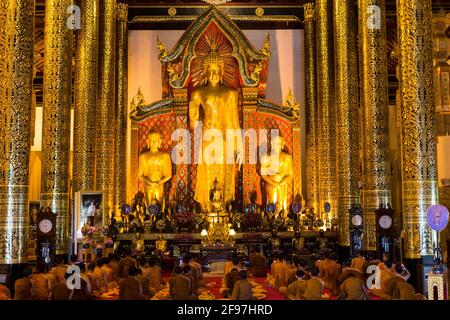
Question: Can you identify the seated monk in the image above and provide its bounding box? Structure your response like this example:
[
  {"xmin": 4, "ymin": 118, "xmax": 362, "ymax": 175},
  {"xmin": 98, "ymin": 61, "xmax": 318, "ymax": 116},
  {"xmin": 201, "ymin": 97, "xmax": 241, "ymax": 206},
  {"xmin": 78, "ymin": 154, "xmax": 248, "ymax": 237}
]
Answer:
[
  {"xmin": 86, "ymin": 263, "xmax": 98, "ymax": 293},
  {"xmin": 287, "ymin": 261, "xmax": 299, "ymax": 286},
  {"xmin": 136, "ymin": 268, "xmax": 151, "ymax": 298},
  {"xmin": 231, "ymin": 270, "xmax": 254, "ymax": 300},
  {"xmin": 51, "ymin": 256, "xmax": 68, "ymax": 285},
  {"xmin": 173, "ymin": 266, "xmax": 196, "ymax": 300},
  {"xmin": 351, "ymin": 252, "xmax": 367, "ymax": 274},
  {"xmin": 274, "ymin": 255, "xmax": 292, "ymax": 290},
  {"xmin": 338, "ymin": 262, "xmax": 364, "ymax": 287},
  {"xmin": 336, "ymin": 273, "xmax": 368, "ymax": 300},
  {"xmin": 225, "ymin": 268, "xmax": 241, "ymax": 297},
  {"xmin": 249, "ymin": 250, "xmax": 267, "ymax": 278},
  {"xmin": 223, "ymin": 256, "xmax": 234, "ymax": 277},
  {"xmin": 169, "ymin": 267, "xmax": 182, "ymax": 299},
  {"xmin": 299, "ymin": 267, "xmax": 323, "ymax": 300},
  {"xmin": 93, "ymin": 259, "xmax": 108, "ymax": 292},
  {"xmin": 0, "ymin": 284, "xmax": 11, "ymax": 300},
  {"xmin": 182, "ymin": 255, "xmax": 200, "ymax": 292},
  {"xmin": 317, "ymin": 253, "xmax": 341, "ymax": 295},
  {"xmin": 270, "ymin": 254, "xmax": 282, "ymax": 281},
  {"xmin": 14, "ymin": 268, "xmax": 35, "ymax": 300},
  {"xmin": 297, "ymin": 259, "xmax": 311, "ymax": 280},
  {"xmin": 119, "ymin": 267, "xmax": 146, "ymax": 300},
  {"xmin": 31, "ymin": 264, "xmax": 52, "ymax": 300},
  {"xmin": 72, "ymin": 263, "xmax": 93, "ymax": 300},
  {"xmin": 100, "ymin": 257, "xmax": 114, "ymax": 285},
  {"xmin": 147, "ymin": 256, "xmax": 164, "ymax": 292},
  {"xmin": 370, "ymin": 260, "xmax": 395, "ymax": 299},
  {"xmin": 51, "ymin": 273, "xmax": 72, "ymax": 300},
  {"xmin": 385, "ymin": 265, "xmax": 422, "ymax": 300},
  {"xmin": 108, "ymin": 254, "xmax": 120, "ymax": 281},
  {"xmin": 118, "ymin": 249, "xmax": 137, "ymax": 278},
  {"xmin": 285, "ymin": 270, "xmax": 305, "ymax": 300}
]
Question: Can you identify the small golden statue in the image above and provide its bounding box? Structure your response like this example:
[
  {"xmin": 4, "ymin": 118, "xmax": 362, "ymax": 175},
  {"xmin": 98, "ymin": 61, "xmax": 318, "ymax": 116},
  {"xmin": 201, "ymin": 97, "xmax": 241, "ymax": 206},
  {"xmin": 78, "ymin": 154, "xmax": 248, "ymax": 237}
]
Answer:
[
  {"xmin": 260, "ymin": 135, "xmax": 293, "ymax": 215},
  {"xmin": 189, "ymin": 39, "xmax": 242, "ymax": 212},
  {"xmin": 132, "ymin": 233, "xmax": 145, "ymax": 253},
  {"xmin": 155, "ymin": 235, "xmax": 168, "ymax": 253},
  {"xmin": 138, "ymin": 131, "xmax": 172, "ymax": 210},
  {"xmin": 209, "ymin": 178, "xmax": 225, "ymax": 213}
]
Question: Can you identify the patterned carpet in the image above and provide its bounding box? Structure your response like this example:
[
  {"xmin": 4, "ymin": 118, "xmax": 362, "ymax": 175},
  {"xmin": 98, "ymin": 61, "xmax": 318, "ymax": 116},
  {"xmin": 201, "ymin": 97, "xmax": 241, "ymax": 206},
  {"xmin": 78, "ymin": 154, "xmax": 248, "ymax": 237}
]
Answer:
[
  {"xmin": 201, "ymin": 276, "xmax": 287, "ymax": 300},
  {"xmin": 162, "ymin": 273, "xmax": 287, "ymax": 300}
]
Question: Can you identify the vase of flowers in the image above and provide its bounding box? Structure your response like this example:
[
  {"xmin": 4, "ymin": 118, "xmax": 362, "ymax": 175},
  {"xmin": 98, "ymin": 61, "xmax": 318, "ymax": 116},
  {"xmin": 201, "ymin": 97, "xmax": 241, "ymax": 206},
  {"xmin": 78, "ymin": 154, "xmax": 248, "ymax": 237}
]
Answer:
[
  {"xmin": 102, "ymin": 225, "xmax": 110, "ymax": 236},
  {"xmin": 82, "ymin": 238, "xmax": 93, "ymax": 249},
  {"xmin": 104, "ymin": 237, "xmax": 114, "ymax": 248}
]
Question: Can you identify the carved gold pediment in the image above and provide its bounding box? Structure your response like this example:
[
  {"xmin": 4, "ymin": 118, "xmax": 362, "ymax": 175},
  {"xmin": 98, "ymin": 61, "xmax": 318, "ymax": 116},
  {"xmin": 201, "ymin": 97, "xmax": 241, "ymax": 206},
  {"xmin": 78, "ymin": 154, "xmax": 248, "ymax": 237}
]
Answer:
[{"xmin": 157, "ymin": 5, "xmax": 271, "ymax": 89}]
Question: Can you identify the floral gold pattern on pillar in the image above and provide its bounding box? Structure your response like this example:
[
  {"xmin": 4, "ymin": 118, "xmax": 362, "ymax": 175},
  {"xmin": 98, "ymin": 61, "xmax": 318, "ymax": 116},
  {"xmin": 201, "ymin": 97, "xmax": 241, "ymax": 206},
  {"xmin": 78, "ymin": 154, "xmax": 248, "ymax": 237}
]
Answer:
[
  {"xmin": 316, "ymin": 0, "xmax": 337, "ymax": 220},
  {"xmin": 334, "ymin": 0, "xmax": 360, "ymax": 247},
  {"xmin": 0, "ymin": 0, "xmax": 34, "ymax": 264},
  {"xmin": 41, "ymin": 0, "xmax": 73, "ymax": 255},
  {"xmin": 114, "ymin": 3, "xmax": 128, "ymax": 215},
  {"xmin": 359, "ymin": 0, "xmax": 391, "ymax": 251},
  {"xmin": 304, "ymin": 3, "xmax": 319, "ymax": 214},
  {"xmin": 96, "ymin": 0, "xmax": 116, "ymax": 219},
  {"xmin": 398, "ymin": 0, "xmax": 437, "ymax": 259},
  {"xmin": 73, "ymin": 0, "xmax": 99, "ymax": 193}
]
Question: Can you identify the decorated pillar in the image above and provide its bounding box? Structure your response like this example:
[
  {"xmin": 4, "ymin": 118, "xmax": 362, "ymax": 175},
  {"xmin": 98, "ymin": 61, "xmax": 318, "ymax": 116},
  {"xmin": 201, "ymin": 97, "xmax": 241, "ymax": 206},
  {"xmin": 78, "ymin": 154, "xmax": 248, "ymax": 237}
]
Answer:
[
  {"xmin": 304, "ymin": 3, "xmax": 319, "ymax": 214},
  {"xmin": 334, "ymin": 0, "xmax": 360, "ymax": 247},
  {"xmin": 0, "ymin": 0, "xmax": 34, "ymax": 264},
  {"xmin": 96, "ymin": 0, "xmax": 116, "ymax": 220},
  {"xmin": 114, "ymin": 3, "xmax": 128, "ymax": 215},
  {"xmin": 358, "ymin": 0, "xmax": 391, "ymax": 252},
  {"xmin": 316, "ymin": 0, "xmax": 337, "ymax": 219},
  {"xmin": 398, "ymin": 0, "xmax": 437, "ymax": 259},
  {"xmin": 172, "ymin": 88, "xmax": 190, "ymax": 204},
  {"xmin": 73, "ymin": 0, "xmax": 99, "ymax": 193},
  {"xmin": 41, "ymin": 0, "xmax": 73, "ymax": 255},
  {"xmin": 242, "ymin": 87, "xmax": 259, "ymax": 205}
]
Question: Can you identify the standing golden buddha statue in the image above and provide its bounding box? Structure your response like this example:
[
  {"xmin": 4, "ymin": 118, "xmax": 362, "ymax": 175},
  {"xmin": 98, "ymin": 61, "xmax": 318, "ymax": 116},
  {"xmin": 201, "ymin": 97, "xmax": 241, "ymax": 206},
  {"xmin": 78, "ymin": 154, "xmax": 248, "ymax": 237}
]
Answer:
[
  {"xmin": 189, "ymin": 44, "xmax": 241, "ymax": 212},
  {"xmin": 260, "ymin": 135, "xmax": 293, "ymax": 215},
  {"xmin": 138, "ymin": 131, "xmax": 173, "ymax": 210}
]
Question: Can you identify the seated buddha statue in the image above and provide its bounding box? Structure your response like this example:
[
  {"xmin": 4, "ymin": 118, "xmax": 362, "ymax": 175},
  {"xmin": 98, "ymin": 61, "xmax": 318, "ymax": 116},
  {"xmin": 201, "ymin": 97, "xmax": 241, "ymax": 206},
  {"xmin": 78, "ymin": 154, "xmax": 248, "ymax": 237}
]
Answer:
[
  {"xmin": 138, "ymin": 131, "xmax": 172, "ymax": 211},
  {"xmin": 210, "ymin": 179, "xmax": 225, "ymax": 213},
  {"xmin": 260, "ymin": 135, "xmax": 293, "ymax": 216}
]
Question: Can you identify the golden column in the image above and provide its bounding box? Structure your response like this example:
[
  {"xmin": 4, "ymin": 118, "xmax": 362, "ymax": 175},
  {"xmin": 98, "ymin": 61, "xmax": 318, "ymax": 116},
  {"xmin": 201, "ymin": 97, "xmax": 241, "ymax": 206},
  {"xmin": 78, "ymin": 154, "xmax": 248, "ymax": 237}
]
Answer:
[
  {"xmin": 96, "ymin": 0, "xmax": 116, "ymax": 220},
  {"xmin": 398, "ymin": 0, "xmax": 437, "ymax": 259},
  {"xmin": 304, "ymin": 3, "xmax": 319, "ymax": 214},
  {"xmin": 316, "ymin": 0, "xmax": 337, "ymax": 219},
  {"xmin": 114, "ymin": 3, "xmax": 128, "ymax": 215},
  {"xmin": 41, "ymin": 0, "xmax": 73, "ymax": 255},
  {"xmin": 334, "ymin": 0, "xmax": 360, "ymax": 247},
  {"xmin": 358, "ymin": 0, "xmax": 391, "ymax": 251},
  {"xmin": 73, "ymin": 0, "xmax": 99, "ymax": 193},
  {"xmin": 0, "ymin": 0, "xmax": 34, "ymax": 264}
]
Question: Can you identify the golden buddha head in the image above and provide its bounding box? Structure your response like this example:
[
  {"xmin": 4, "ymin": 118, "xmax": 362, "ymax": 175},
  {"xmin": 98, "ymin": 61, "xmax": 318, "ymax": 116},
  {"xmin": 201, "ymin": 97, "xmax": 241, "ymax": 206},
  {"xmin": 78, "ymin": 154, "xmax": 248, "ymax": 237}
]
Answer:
[
  {"xmin": 203, "ymin": 43, "xmax": 224, "ymax": 85},
  {"xmin": 146, "ymin": 131, "xmax": 162, "ymax": 153},
  {"xmin": 271, "ymin": 135, "xmax": 285, "ymax": 153}
]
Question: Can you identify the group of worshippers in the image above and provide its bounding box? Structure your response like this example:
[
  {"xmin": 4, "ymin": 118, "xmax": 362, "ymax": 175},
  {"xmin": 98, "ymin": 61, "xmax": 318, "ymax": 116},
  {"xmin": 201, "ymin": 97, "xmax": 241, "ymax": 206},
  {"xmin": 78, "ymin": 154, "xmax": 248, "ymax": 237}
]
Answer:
[
  {"xmin": 218, "ymin": 249, "xmax": 267, "ymax": 300},
  {"xmin": 168, "ymin": 255, "xmax": 203, "ymax": 300},
  {"xmin": 0, "ymin": 254, "xmax": 94, "ymax": 300},
  {"xmin": 267, "ymin": 251, "xmax": 424, "ymax": 300},
  {"xmin": 0, "ymin": 249, "xmax": 166, "ymax": 300},
  {"xmin": 168, "ymin": 249, "xmax": 267, "ymax": 300}
]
